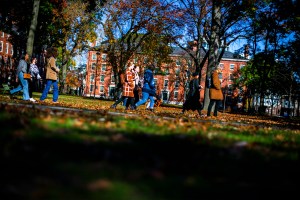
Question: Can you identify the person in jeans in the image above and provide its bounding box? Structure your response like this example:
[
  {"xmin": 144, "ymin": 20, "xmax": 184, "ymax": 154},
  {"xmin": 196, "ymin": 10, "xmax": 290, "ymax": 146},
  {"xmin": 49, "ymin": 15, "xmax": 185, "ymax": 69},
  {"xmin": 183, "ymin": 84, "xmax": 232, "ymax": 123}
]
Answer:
[
  {"xmin": 28, "ymin": 57, "xmax": 41, "ymax": 102},
  {"xmin": 207, "ymin": 67, "xmax": 223, "ymax": 117},
  {"xmin": 40, "ymin": 47, "xmax": 60, "ymax": 103},
  {"xmin": 135, "ymin": 65, "xmax": 156, "ymax": 112},
  {"xmin": 10, "ymin": 53, "xmax": 32, "ymax": 101}
]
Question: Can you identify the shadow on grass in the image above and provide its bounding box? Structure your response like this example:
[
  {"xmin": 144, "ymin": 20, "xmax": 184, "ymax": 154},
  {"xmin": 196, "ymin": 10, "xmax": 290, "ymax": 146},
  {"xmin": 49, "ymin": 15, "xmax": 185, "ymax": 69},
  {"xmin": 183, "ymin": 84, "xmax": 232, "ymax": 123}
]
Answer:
[{"xmin": 0, "ymin": 105, "xmax": 300, "ymax": 200}]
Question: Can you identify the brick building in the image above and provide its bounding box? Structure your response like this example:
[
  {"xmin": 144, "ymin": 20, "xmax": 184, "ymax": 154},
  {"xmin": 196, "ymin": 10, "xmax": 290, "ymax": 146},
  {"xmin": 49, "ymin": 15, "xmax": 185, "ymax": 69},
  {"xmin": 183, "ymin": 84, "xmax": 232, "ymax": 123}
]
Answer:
[
  {"xmin": 84, "ymin": 43, "xmax": 248, "ymax": 105},
  {"xmin": 0, "ymin": 31, "xmax": 15, "ymax": 86}
]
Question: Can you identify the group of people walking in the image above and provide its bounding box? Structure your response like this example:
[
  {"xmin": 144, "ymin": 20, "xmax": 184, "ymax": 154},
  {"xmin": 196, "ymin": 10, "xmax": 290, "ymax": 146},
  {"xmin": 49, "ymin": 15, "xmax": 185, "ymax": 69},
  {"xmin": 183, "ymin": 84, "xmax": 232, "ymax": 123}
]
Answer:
[
  {"xmin": 110, "ymin": 62, "xmax": 224, "ymax": 117},
  {"xmin": 8, "ymin": 49, "xmax": 223, "ymax": 117},
  {"xmin": 110, "ymin": 63, "xmax": 157, "ymax": 111},
  {"xmin": 9, "ymin": 47, "xmax": 60, "ymax": 103}
]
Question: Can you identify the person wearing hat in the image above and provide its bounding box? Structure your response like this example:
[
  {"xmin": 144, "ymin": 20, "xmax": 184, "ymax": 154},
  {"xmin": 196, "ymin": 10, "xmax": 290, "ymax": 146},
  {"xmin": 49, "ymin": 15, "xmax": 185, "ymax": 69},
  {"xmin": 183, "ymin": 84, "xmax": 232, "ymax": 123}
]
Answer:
[
  {"xmin": 207, "ymin": 67, "xmax": 223, "ymax": 117},
  {"xmin": 181, "ymin": 71, "xmax": 203, "ymax": 116}
]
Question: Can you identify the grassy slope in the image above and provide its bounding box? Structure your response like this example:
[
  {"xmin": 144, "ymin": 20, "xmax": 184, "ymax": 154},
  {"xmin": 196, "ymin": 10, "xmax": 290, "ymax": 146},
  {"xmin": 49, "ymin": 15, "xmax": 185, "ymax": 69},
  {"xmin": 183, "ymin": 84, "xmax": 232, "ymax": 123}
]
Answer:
[{"xmin": 0, "ymin": 93, "xmax": 300, "ymax": 199}]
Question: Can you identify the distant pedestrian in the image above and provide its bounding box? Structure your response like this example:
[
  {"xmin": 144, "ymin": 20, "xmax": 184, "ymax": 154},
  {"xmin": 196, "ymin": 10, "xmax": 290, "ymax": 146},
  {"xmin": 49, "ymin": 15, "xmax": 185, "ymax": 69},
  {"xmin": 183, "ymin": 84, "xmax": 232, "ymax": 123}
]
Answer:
[
  {"xmin": 207, "ymin": 67, "xmax": 223, "ymax": 117},
  {"xmin": 181, "ymin": 72, "xmax": 203, "ymax": 116},
  {"xmin": 28, "ymin": 57, "xmax": 41, "ymax": 102},
  {"xmin": 110, "ymin": 64, "xmax": 135, "ymax": 109},
  {"xmin": 135, "ymin": 65, "xmax": 156, "ymax": 112},
  {"xmin": 9, "ymin": 53, "xmax": 32, "ymax": 101},
  {"xmin": 40, "ymin": 47, "xmax": 60, "ymax": 103},
  {"xmin": 133, "ymin": 65, "xmax": 141, "ymax": 104}
]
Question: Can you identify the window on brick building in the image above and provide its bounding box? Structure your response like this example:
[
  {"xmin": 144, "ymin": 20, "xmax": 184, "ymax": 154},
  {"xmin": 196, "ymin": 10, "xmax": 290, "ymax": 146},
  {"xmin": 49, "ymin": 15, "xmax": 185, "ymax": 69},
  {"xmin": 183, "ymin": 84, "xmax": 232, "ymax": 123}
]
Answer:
[
  {"xmin": 92, "ymin": 53, "xmax": 97, "ymax": 60},
  {"xmin": 111, "ymin": 75, "xmax": 115, "ymax": 82},
  {"xmin": 90, "ymin": 84, "xmax": 94, "ymax": 92},
  {"xmin": 230, "ymin": 64, "xmax": 235, "ymax": 71},
  {"xmin": 1, "ymin": 32, "xmax": 4, "ymax": 38},
  {"xmin": 100, "ymin": 75, "xmax": 105, "ymax": 82},
  {"xmin": 154, "ymin": 78, "xmax": 157, "ymax": 87},
  {"xmin": 164, "ymin": 79, "xmax": 169, "ymax": 87},
  {"xmin": 0, "ymin": 41, "xmax": 3, "ymax": 52},
  {"xmin": 176, "ymin": 59, "xmax": 181, "ymax": 66},
  {"xmin": 162, "ymin": 91, "xmax": 169, "ymax": 101},
  {"xmin": 240, "ymin": 65, "xmax": 245, "ymax": 70},
  {"xmin": 100, "ymin": 86, "xmax": 104, "ymax": 93},
  {"xmin": 91, "ymin": 63, "xmax": 96, "ymax": 70},
  {"xmin": 109, "ymin": 86, "xmax": 115, "ymax": 97},
  {"xmin": 102, "ymin": 54, "xmax": 107, "ymax": 61},
  {"xmin": 10, "ymin": 45, "xmax": 13, "ymax": 55},
  {"xmin": 175, "ymin": 80, "xmax": 179, "ymax": 88},
  {"xmin": 219, "ymin": 63, "xmax": 224, "ymax": 70},
  {"xmin": 102, "ymin": 64, "xmax": 106, "ymax": 71},
  {"xmin": 229, "ymin": 73, "xmax": 234, "ymax": 80},
  {"xmin": 174, "ymin": 91, "xmax": 178, "ymax": 99},
  {"xmin": 90, "ymin": 74, "xmax": 95, "ymax": 80}
]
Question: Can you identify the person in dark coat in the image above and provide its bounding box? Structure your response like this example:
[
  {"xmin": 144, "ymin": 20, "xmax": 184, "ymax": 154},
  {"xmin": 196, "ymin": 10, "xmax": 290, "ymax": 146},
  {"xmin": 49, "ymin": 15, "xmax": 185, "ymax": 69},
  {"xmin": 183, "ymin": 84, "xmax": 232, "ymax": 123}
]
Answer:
[
  {"xmin": 181, "ymin": 72, "xmax": 203, "ymax": 116},
  {"xmin": 207, "ymin": 67, "xmax": 224, "ymax": 117}
]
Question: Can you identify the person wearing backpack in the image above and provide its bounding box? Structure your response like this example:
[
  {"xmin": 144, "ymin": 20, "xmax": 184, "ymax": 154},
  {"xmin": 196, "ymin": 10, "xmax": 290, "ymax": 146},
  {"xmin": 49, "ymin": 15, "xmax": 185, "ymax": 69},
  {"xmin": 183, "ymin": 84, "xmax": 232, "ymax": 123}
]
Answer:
[
  {"xmin": 207, "ymin": 67, "xmax": 223, "ymax": 117},
  {"xmin": 134, "ymin": 65, "xmax": 156, "ymax": 112},
  {"xmin": 181, "ymin": 72, "xmax": 203, "ymax": 116}
]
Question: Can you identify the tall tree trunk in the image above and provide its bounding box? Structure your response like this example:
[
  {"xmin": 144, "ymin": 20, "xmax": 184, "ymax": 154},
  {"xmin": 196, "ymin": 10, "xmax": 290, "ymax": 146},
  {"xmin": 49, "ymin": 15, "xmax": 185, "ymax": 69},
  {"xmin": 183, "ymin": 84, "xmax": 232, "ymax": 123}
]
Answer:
[
  {"xmin": 203, "ymin": 1, "xmax": 221, "ymax": 110},
  {"xmin": 26, "ymin": 0, "xmax": 40, "ymax": 57}
]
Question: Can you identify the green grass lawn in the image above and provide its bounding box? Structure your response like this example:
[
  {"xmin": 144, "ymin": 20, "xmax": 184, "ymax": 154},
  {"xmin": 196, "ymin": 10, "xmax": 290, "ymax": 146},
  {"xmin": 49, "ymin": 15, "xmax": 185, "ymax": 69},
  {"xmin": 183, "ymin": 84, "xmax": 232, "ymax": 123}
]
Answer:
[{"xmin": 1, "ymin": 92, "xmax": 300, "ymax": 199}]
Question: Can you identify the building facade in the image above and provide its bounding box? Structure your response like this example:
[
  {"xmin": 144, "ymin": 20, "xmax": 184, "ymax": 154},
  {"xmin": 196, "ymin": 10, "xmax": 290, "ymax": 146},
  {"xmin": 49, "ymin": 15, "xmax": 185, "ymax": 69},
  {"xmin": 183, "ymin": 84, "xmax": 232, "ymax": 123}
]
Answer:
[
  {"xmin": 0, "ymin": 31, "xmax": 15, "ymax": 86},
  {"xmin": 84, "ymin": 44, "xmax": 248, "ymax": 105}
]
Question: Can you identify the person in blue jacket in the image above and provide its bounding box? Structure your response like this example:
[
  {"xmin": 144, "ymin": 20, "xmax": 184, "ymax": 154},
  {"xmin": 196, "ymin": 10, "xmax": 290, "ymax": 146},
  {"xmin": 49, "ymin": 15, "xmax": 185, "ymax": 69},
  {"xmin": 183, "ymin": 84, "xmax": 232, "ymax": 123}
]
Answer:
[{"xmin": 134, "ymin": 65, "xmax": 156, "ymax": 112}]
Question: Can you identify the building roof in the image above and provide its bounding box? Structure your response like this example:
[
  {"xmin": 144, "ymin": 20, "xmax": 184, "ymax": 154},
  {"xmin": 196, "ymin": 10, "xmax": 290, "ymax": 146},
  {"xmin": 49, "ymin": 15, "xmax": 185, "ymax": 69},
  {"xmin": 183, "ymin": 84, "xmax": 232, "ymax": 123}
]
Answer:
[{"xmin": 171, "ymin": 46, "xmax": 248, "ymax": 61}]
